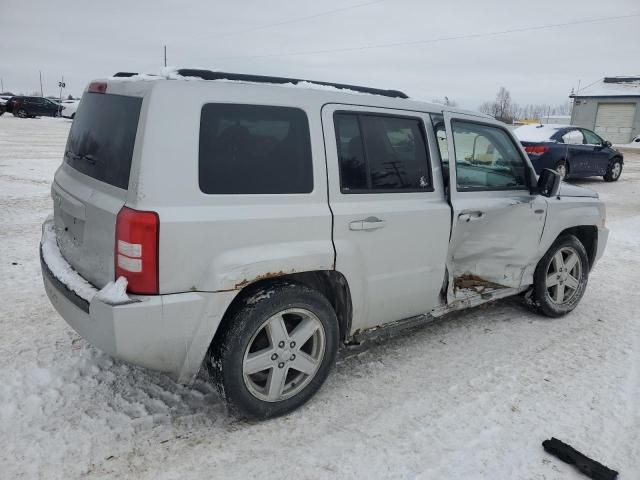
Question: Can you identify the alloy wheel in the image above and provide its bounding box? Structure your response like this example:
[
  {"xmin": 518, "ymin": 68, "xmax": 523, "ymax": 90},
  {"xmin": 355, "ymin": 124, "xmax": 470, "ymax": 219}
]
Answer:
[
  {"xmin": 545, "ymin": 247, "xmax": 582, "ymax": 304},
  {"xmin": 611, "ymin": 162, "xmax": 622, "ymax": 180},
  {"xmin": 242, "ymin": 308, "xmax": 326, "ymax": 402}
]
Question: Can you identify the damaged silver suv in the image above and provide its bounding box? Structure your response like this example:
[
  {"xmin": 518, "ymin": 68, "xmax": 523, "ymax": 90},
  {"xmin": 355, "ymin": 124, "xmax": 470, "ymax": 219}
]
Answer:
[{"xmin": 41, "ymin": 70, "xmax": 608, "ymax": 419}]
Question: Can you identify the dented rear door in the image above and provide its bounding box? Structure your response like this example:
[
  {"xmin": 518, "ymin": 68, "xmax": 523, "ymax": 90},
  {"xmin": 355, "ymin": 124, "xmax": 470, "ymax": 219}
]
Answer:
[{"xmin": 442, "ymin": 112, "xmax": 547, "ymax": 300}]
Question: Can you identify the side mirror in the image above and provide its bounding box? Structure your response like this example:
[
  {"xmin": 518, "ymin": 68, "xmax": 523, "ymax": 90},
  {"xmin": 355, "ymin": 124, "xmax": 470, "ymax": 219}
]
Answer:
[
  {"xmin": 603, "ymin": 140, "xmax": 612, "ymax": 147},
  {"xmin": 537, "ymin": 168, "xmax": 561, "ymax": 197}
]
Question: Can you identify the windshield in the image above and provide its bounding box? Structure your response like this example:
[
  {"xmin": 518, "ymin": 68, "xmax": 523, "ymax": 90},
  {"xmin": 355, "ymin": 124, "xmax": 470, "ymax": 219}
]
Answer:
[{"xmin": 64, "ymin": 92, "xmax": 142, "ymax": 189}]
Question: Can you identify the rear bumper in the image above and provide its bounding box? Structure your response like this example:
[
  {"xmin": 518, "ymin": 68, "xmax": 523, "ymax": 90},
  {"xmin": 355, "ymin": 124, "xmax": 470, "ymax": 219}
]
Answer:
[{"xmin": 40, "ymin": 223, "xmax": 236, "ymax": 384}]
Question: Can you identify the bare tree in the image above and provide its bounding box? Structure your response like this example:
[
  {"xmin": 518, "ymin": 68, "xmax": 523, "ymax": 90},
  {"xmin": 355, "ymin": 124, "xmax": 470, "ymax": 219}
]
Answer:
[
  {"xmin": 494, "ymin": 87, "xmax": 513, "ymax": 122},
  {"xmin": 478, "ymin": 87, "xmax": 515, "ymax": 122},
  {"xmin": 478, "ymin": 101, "xmax": 494, "ymax": 116},
  {"xmin": 431, "ymin": 96, "xmax": 458, "ymax": 107}
]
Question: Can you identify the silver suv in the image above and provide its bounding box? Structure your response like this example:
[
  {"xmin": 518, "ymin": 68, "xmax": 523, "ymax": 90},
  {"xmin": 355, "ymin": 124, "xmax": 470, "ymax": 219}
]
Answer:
[{"xmin": 41, "ymin": 70, "xmax": 608, "ymax": 419}]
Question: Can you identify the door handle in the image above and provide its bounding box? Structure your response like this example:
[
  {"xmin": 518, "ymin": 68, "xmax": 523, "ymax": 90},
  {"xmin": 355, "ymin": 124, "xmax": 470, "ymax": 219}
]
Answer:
[
  {"xmin": 349, "ymin": 216, "xmax": 386, "ymax": 231},
  {"xmin": 458, "ymin": 211, "xmax": 485, "ymax": 222}
]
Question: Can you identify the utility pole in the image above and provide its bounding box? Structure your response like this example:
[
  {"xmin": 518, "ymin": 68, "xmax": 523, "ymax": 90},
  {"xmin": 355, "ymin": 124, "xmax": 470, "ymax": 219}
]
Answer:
[
  {"xmin": 0, "ymin": 78, "xmax": 3, "ymax": 92},
  {"xmin": 58, "ymin": 76, "xmax": 66, "ymax": 115},
  {"xmin": 58, "ymin": 76, "xmax": 65, "ymax": 103},
  {"xmin": 164, "ymin": 45, "xmax": 167, "ymax": 67},
  {"xmin": 39, "ymin": 71, "xmax": 44, "ymax": 96}
]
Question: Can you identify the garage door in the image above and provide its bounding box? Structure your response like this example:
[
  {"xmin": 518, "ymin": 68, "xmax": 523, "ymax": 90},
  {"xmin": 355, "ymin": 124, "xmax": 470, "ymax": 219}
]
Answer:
[{"xmin": 595, "ymin": 103, "xmax": 636, "ymax": 144}]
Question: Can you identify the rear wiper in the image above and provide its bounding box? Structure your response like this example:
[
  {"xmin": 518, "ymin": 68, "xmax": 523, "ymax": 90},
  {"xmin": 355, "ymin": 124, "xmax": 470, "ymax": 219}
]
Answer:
[
  {"xmin": 64, "ymin": 150, "xmax": 79, "ymax": 161},
  {"xmin": 64, "ymin": 151, "xmax": 96, "ymax": 164},
  {"xmin": 81, "ymin": 153, "xmax": 96, "ymax": 165}
]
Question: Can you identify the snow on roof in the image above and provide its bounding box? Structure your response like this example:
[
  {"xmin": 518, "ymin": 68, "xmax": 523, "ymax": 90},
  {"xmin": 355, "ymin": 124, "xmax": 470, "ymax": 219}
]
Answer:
[
  {"xmin": 513, "ymin": 124, "xmax": 567, "ymax": 142},
  {"xmin": 108, "ymin": 67, "xmax": 399, "ymax": 98},
  {"xmin": 572, "ymin": 76, "xmax": 640, "ymax": 98}
]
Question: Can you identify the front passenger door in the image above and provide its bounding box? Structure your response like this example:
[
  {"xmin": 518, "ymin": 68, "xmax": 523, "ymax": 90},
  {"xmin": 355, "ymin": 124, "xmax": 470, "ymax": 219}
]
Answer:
[
  {"xmin": 30, "ymin": 98, "xmax": 46, "ymax": 116},
  {"xmin": 581, "ymin": 128, "xmax": 610, "ymax": 175},
  {"xmin": 442, "ymin": 112, "xmax": 547, "ymax": 300}
]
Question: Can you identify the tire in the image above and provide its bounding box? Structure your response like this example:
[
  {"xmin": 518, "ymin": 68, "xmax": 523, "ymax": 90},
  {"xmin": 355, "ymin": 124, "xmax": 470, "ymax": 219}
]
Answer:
[
  {"xmin": 603, "ymin": 158, "xmax": 622, "ymax": 182},
  {"xmin": 530, "ymin": 234, "xmax": 589, "ymax": 318},
  {"xmin": 555, "ymin": 160, "xmax": 568, "ymax": 180},
  {"xmin": 208, "ymin": 282, "xmax": 339, "ymax": 419},
  {"xmin": 16, "ymin": 108, "xmax": 28, "ymax": 119}
]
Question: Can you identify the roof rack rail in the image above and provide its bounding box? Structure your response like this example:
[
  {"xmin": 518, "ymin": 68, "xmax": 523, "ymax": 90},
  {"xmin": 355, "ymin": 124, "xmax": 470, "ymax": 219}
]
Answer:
[
  {"xmin": 176, "ymin": 69, "xmax": 409, "ymax": 99},
  {"xmin": 113, "ymin": 72, "xmax": 140, "ymax": 77}
]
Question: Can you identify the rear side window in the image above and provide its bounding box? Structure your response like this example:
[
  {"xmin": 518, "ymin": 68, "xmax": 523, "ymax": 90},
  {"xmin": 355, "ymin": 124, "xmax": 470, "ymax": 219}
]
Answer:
[
  {"xmin": 199, "ymin": 104, "xmax": 313, "ymax": 194},
  {"xmin": 65, "ymin": 93, "xmax": 142, "ymax": 189},
  {"xmin": 334, "ymin": 112, "xmax": 432, "ymax": 193}
]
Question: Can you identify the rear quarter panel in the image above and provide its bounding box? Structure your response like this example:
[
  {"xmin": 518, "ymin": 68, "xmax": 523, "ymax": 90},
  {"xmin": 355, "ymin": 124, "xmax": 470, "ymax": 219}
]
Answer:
[{"xmin": 128, "ymin": 81, "xmax": 334, "ymax": 294}]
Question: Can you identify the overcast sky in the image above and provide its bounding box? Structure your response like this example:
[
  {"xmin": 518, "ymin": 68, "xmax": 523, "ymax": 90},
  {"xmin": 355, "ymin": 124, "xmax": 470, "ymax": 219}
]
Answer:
[{"xmin": 1, "ymin": 0, "xmax": 638, "ymax": 109}]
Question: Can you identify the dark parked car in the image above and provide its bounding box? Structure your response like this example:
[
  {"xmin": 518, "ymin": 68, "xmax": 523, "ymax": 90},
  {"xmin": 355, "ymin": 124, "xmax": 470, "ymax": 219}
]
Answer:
[
  {"xmin": 0, "ymin": 95, "xmax": 14, "ymax": 116},
  {"xmin": 514, "ymin": 124, "xmax": 623, "ymax": 182},
  {"xmin": 5, "ymin": 96, "xmax": 62, "ymax": 118}
]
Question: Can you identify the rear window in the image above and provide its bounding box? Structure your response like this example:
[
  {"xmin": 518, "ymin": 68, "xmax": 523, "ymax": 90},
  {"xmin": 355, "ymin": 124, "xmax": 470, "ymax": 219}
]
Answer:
[
  {"xmin": 199, "ymin": 104, "xmax": 313, "ymax": 194},
  {"xmin": 65, "ymin": 93, "xmax": 142, "ymax": 189}
]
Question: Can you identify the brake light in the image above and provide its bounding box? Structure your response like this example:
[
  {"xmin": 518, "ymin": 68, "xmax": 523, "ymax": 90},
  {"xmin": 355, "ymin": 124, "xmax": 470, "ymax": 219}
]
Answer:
[
  {"xmin": 88, "ymin": 82, "xmax": 107, "ymax": 94},
  {"xmin": 524, "ymin": 145, "xmax": 549, "ymax": 155},
  {"xmin": 115, "ymin": 207, "xmax": 159, "ymax": 294}
]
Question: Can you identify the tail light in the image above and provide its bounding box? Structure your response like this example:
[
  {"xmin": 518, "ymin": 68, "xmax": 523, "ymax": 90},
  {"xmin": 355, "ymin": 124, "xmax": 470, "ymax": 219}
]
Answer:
[
  {"xmin": 88, "ymin": 82, "xmax": 107, "ymax": 93},
  {"xmin": 524, "ymin": 145, "xmax": 549, "ymax": 155},
  {"xmin": 115, "ymin": 207, "xmax": 159, "ymax": 294}
]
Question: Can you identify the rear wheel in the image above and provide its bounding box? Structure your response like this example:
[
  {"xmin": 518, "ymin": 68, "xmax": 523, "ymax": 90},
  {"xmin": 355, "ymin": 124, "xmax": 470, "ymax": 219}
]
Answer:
[
  {"xmin": 603, "ymin": 159, "xmax": 622, "ymax": 182},
  {"xmin": 16, "ymin": 108, "xmax": 28, "ymax": 118},
  {"xmin": 208, "ymin": 282, "xmax": 339, "ymax": 419},
  {"xmin": 555, "ymin": 160, "xmax": 568, "ymax": 180},
  {"xmin": 530, "ymin": 235, "xmax": 589, "ymax": 317}
]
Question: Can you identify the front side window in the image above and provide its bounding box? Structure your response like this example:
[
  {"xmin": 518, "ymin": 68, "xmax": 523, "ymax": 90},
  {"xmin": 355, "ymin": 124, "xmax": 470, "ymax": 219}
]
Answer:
[
  {"xmin": 452, "ymin": 121, "xmax": 528, "ymax": 190},
  {"xmin": 335, "ymin": 112, "xmax": 431, "ymax": 193},
  {"xmin": 199, "ymin": 104, "xmax": 313, "ymax": 194},
  {"xmin": 582, "ymin": 129, "xmax": 602, "ymax": 145}
]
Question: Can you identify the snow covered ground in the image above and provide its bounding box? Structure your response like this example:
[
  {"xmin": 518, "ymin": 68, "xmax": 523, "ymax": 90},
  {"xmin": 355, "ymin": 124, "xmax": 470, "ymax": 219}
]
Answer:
[{"xmin": 1, "ymin": 114, "xmax": 639, "ymax": 479}]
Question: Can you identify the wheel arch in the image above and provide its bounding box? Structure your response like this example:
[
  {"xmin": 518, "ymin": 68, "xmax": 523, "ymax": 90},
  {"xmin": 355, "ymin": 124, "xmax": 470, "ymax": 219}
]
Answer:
[
  {"xmin": 556, "ymin": 156, "xmax": 570, "ymax": 174},
  {"xmin": 556, "ymin": 225, "xmax": 598, "ymax": 270},
  {"xmin": 210, "ymin": 270, "xmax": 354, "ymax": 351},
  {"xmin": 610, "ymin": 154, "xmax": 623, "ymax": 165}
]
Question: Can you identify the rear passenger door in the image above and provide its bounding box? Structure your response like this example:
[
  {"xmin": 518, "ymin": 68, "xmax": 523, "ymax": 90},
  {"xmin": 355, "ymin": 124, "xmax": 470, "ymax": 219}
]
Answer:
[
  {"xmin": 560, "ymin": 128, "xmax": 590, "ymax": 174},
  {"xmin": 322, "ymin": 105, "xmax": 451, "ymax": 332}
]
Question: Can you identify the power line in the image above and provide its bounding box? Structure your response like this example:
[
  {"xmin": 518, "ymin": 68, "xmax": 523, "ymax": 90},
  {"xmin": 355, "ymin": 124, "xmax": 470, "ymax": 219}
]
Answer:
[
  {"xmin": 211, "ymin": 12, "xmax": 640, "ymax": 61},
  {"xmin": 201, "ymin": 0, "xmax": 386, "ymax": 39}
]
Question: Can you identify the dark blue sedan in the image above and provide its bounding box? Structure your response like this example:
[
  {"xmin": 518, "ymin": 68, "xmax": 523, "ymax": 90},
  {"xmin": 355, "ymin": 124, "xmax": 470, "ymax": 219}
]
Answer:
[{"xmin": 514, "ymin": 124, "xmax": 624, "ymax": 182}]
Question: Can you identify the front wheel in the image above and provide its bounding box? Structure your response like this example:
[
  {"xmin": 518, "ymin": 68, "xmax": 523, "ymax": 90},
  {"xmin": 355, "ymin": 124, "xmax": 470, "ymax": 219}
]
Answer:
[
  {"xmin": 16, "ymin": 108, "xmax": 28, "ymax": 118},
  {"xmin": 530, "ymin": 235, "xmax": 589, "ymax": 317},
  {"xmin": 603, "ymin": 159, "xmax": 622, "ymax": 182},
  {"xmin": 208, "ymin": 282, "xmax": 339, "ymax": 419}
]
